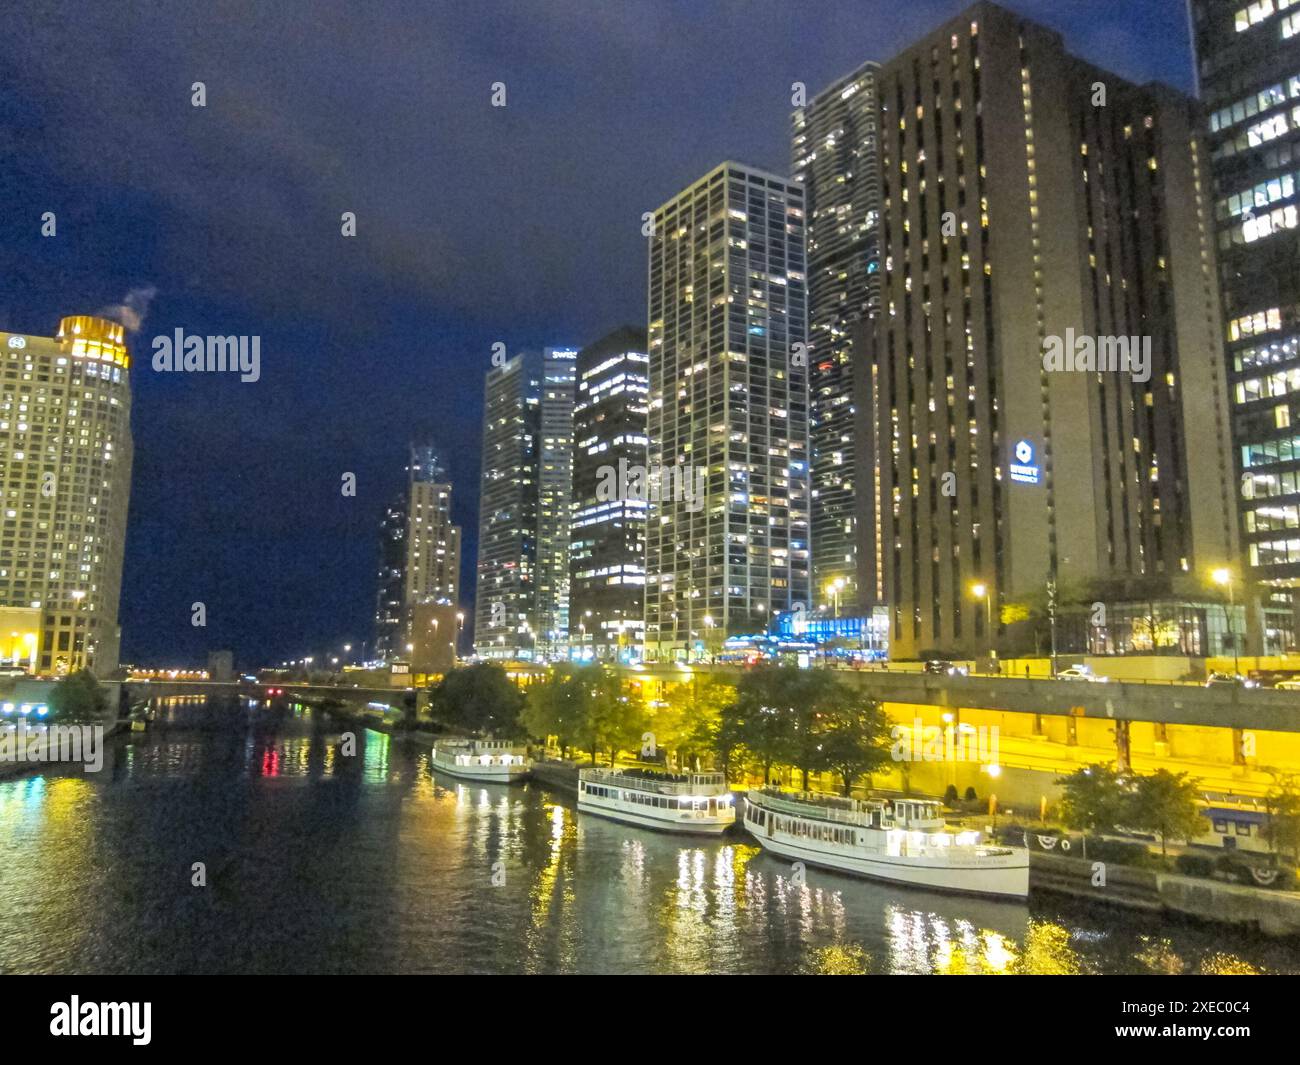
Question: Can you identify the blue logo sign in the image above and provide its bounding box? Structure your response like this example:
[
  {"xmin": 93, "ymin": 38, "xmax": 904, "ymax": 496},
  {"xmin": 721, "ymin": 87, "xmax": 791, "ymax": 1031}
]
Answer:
[{"xmin": 1010, "ymin": 440, "xmax": 1040, "ymax": 485}]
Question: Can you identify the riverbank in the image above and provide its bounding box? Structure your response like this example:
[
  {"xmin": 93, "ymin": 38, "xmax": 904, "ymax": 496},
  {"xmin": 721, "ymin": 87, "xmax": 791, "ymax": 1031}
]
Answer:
[
  {"xmin": 0, "ymin": 717, "xmax": 129, "ymax": 780},
  {"xmin": 1029, "ymin": 850, "xmax": 1300, "ymax": 936}
]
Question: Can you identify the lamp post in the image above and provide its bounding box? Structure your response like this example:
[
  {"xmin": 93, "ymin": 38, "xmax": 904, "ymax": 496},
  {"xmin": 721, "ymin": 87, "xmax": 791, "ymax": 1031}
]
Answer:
[
  {"xmin": 971, "ymin": 582, "xmax": 993, "ymax": 669},
  {"xmin": 1213, "ymin": 567, "xmax": 1240, "ymax": 676}
]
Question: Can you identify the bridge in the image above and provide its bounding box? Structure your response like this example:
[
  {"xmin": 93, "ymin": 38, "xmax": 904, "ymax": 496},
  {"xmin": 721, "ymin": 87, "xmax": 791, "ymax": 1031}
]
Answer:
[{"xmin": 127, "ymin": 669, "xmax": 1300, "ymax": 734}]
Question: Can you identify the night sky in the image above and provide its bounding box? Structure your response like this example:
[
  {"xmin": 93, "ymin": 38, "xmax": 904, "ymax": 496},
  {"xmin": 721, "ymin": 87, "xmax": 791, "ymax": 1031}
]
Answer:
[{"xmin": 0, "ymin": 0, "xmax": 1194, "ymax": 668}]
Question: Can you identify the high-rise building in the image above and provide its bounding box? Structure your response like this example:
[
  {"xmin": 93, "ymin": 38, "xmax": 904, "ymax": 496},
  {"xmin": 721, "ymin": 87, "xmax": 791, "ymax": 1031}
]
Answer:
[
  {"xmin": 0, "ymin": 315, "xmax": 134, "ymax": 674},
  {"xmin": 793, "ymin": 59, "xmax": 884, "ymax": 613},
  {"xmin": 373, "ymin": 442, "xmax": 461, "ymax": 663},
  {"xmin": 535, "ymin": 347, "xmax": 577, "ymax": 659},
  {"xmin": 1191, "ymin": 0, "xmax": 1300, "ymax": 650},
  {"xmin": 870, "ymin": 1, "xmax": 1239, "ymax": 658},
  {"xmin": 404, "ymin": 443, "xmax": 461, "ymax": 609},
  {"xmin": 373, "ymin": 496, "xmax": 407, "ymax": 661},
  {"xmin": 569, "ymin": 326, "xmax": 649, "ymax": 661},
  {"xmin": 474, "ymin": 348, "xmax": 576, "ymax": 661},
  {"xmin": 645, "ymin": 161, "xmax": 811, "ymax": 660}
]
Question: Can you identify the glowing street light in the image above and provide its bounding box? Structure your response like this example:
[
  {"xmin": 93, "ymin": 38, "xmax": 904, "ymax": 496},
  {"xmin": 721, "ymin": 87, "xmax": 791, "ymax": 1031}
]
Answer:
[
  {"xmin": 970, "ymin": 582, "xmax": 994, "ymax": 666},
  {"xmin": 1212, "ymin": 567, "xmax": 1240, "ymax": 676}
]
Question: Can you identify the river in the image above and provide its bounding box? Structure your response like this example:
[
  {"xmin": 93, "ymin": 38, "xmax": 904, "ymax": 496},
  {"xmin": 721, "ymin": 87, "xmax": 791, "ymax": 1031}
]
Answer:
[{"xmin": 2, "ymin": 696, "xmax": 1298, "ymax": 974}]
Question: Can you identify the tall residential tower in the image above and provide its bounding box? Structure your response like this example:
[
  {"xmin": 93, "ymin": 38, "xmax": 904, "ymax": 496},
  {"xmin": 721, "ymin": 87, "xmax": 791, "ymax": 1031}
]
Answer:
[
  {"xmin": 1191, "ymin": 0, "xmax": 1300, "ymax": 649},
  {"xmin": 792, "ymin": 59, "xmax": 884, "ymax": 612},
  {"xmin": 569, "ymin": 326, "xmax": 649, "ymax": 661},
  {"xmin": 645, "ymin": 161, "xmax": 811, "ymax": 660},
  {"xmin": 0, "ymin": 315, "xmax": 133, "ymax": 674},
  {"xmin": 870, "ymin": 1, "xmax": 1238, "ymax": 658}
]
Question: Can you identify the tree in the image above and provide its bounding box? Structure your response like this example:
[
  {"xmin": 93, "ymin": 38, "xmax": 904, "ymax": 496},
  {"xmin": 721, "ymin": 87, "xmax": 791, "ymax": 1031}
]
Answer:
[
  {"xmin": 1055, "ymin": 764, "xmax": 1128, "ymax": 857},
  {"xmin": 1262, "ymin": 771, "xmax": 1300, "ymax": 867},
  {"xmin": 654, "ymin": 675, "xmax": 733, "ymax": 769},
  {"xmin": 429, "ymin": 663, "xmax": 524, "ymax": 737},
  {"xmin": 48, "ymin": 669, "xmax": 108, "ymax": 723},
  {"xmin": 520, "ymin": 667, "xmax": 582, "ymax": 756},
  {"xmin": 816, "ymin": 691, "xmax": 893, "ymax": 796},
  {"xmin": 1126, "ymin": 769, "xmax": 1203, "ymax": 856},
  {"xmin": 570, "ymin": 665, "xmax": 648, "ymax": 767},
  {"xmin": 717, "ymin": 666, "xmax": 799, "ymax": 784}
]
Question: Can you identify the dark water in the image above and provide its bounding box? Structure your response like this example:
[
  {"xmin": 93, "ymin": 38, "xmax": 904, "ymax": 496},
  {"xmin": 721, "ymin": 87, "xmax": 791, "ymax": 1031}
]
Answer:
[{"xmin": 2, "ymin": 696, "xmax": 1298, "ymax": 975}]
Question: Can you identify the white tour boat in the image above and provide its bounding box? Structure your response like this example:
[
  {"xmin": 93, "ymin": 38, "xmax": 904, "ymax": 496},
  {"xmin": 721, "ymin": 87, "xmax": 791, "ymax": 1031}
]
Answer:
[
  {"xmin": 430, "ymin": 739, "xmax": 532, "ymax": 783},
  {"xmin": 578, "ymin": 767, "xmax": 736, "ymax": 834},
  {"xmin": 743, "ymin": 789, "xmax": 1029, "ymax": 899}
]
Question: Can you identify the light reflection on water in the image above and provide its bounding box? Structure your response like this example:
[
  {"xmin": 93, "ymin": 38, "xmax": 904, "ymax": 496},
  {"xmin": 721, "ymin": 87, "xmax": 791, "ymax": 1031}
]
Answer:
[{"xmin": 1, "ymin": 696, "xmax": 1298, "ymax": 975}]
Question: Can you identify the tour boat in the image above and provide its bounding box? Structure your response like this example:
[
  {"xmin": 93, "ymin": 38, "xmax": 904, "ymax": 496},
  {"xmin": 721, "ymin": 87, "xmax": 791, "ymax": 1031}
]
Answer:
[
  {"xmin": 430, "ymin": 739, "xmax": 532, "ymax": 783},
  {"xmin": 743, "ymin": 789, "xmax": 1029, "ymax": 899},
  {"xmin": 578, "ymin": 767, "xmax": 736, "ymax": 834}
]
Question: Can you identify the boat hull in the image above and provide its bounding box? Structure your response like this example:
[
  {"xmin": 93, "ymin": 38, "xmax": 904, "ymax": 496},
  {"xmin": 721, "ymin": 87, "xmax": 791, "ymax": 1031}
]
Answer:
[
  {"xmin": 430, "ymin": 758, "xmax": 531, "ymax": 784},
  {"xmin": 743, "ymin": 809, "xmax": 1029, "ymax": 900},
  {"xmin": 578, "ymin": 795, "xmax": 734, "ymax": 835}
]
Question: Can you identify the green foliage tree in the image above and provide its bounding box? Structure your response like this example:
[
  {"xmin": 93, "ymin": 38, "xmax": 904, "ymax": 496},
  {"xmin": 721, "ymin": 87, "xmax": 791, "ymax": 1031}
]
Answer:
[
  {"xmin": 655, "ymin": 676, "xmax": 734, "ymax": 769},
  {"xmin": 429, "ymin": 663, "xmax": 524, "ymax": 737},
  {"xmin": 48, "ymin": 669, "xmax": 108, "ymax": 723},
  {"xmin": 1126, "ymin": 769, "xmax": 1203, "ymax": 856},
  {"xmin": 1262, "ymin": 771, "xmax": 1300, "ymax": 867},
  {"xmin": 815, "ymin": 691, "xmax": 893, "ymax": 796},
  {"xmin": 520, "ymin": 666, "xmax": 583, "ymax": 756},
  {"xmin": 717, "ymin": 666, "xmax": 798, "ymax": 784},
  {"xmin": 570, "ymin": 665, "xmax": 649, "ymax": 767},
  {"xmin": 1055, "ymin": 764, "xmax": 1128, "ymax": 857}
]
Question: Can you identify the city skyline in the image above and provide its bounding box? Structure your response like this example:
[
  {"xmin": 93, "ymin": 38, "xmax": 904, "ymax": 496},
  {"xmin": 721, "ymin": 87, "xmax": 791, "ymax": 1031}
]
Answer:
[{"xmin": 0, "ymin": 0, "xmax": 1199, "ymax": 667}]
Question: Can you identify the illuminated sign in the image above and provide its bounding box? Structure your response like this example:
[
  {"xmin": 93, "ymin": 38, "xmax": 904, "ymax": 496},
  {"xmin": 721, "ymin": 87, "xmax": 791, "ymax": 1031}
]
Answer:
[
  {"xmin": 7, "ymin": 337, "xmax": 26, "ymax": 349},
  {"xmin": 1009, "ymin": 440, "xmax": 1040, "ymax": 485}
]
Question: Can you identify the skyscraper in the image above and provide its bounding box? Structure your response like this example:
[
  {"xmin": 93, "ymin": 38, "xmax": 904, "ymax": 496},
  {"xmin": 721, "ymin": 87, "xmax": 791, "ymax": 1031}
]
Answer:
[
  {"xmin": 645, "ymin": 161, "xmax": 811, "ymax": 661},
  {"xmin": 474, "ymin": 347, "xmax": 576, "ymax": 661},
  {"xmin": 0, "ymin": 315, "xmax": 133, "ymax": 674},
  {"xmin": 404, "ymin": 443, "xmax": 460, "ymax": 610},
  {"xmin": 373, "ymin": 496, "xmax": 406, "ymax": 661},
  {"xmin": 373, "ymin": 442, "xmax": 461, "ymax": 663},
  {"xmin": 475, "ymin": 352, "xmax": 540, "ymax": 660},
  {"xmin": 793, "ymin": 59, "xmax": 884, "ymax": 613},
  {"xmin": 535, "ymin": 347, "xmax": 577, "ymax": 659},
  {"xmin": 1191, "ymin": 0, "xmax": 1300, "ymax": 649},
  {"xmin": 870, "ymin": 1, "xmax": 1238, "ymax": 658},
  {"xmin": 569, "ymin": 326, "xmax": 649, "ymax": 661}
]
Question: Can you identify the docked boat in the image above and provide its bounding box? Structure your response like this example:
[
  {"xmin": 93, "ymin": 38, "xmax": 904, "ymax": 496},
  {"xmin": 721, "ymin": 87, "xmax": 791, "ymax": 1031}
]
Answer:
[
  {"xmin": 430, "ymin": 739, "xmax": 532, "ymax": 783},
  {"xmin": 743, "ymin": 789, "xmax": 1029, "ymax": 899},
  {"xmin": 578, "ymin": 767, "xmax": 736, "ymax": 834}
]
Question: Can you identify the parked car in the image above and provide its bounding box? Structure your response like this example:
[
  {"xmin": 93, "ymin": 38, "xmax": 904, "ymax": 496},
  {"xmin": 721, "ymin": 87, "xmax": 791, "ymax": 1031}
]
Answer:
[{"xmin": 1274, "ymin": 678, "xmax": 1300, "ymax": 691}]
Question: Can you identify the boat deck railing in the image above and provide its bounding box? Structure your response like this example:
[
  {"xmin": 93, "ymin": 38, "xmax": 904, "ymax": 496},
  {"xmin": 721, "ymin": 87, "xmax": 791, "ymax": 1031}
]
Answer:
[
  {"xmin": 582, "ymin": 768, "xmax": 729, "ymax": 795},
  {"xmin": 749, "ymin": 788, "xmax": 878, "ymax": 826}
]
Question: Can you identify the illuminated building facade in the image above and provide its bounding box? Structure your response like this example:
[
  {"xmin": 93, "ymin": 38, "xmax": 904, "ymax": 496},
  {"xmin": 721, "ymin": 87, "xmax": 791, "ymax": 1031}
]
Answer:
[
  {"xmin": 536, "ymin": 347, "xmax": 577, "ymax": 659},
  {"xmin": 475, "ymin": 348, "xmax": 576, "ymax": 661},
  {"xmin": 645, "ymin": 161, "xmax": 811, "ymax": 660},
  {"xmin": 569, "ymin": 326, "xmax": 649, "ymax": 660},
  {"xmin": 374, "ymin": 443, "xmax": 461, "ymax": 662},
  {"xmin": 0, "ymin": 315, "xmax": 133, "ymax": 674},
  {"xmin": 1191, "ymin": 0, "xmax": 1300, "ymax": 649},
  {"xmin": 373, "ymin": 496, "xmax": 407, "ymax": 661},
  {"xmin": 872, "ymin": 2, "xmax": 1238, "ymax": 658},
  {"xmin": 792, "ymin": 58, "xmax": 883, "ymax": 614}
]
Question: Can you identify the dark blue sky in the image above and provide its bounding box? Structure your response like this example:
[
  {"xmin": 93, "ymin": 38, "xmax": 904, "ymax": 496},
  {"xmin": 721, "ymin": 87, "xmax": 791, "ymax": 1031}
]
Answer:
[{"xmin": 0, "ymin": 0, "xmax": 1195, "ymax": 668}]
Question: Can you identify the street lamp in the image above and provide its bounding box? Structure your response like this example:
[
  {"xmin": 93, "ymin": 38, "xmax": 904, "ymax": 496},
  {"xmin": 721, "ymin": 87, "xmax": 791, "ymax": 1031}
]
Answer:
[
  {"xmin": 826, "ymin": 577, "xmax": 845, "ymax": 618},
  {"xmin": 970, "ymin": 582, "xmax": 994, "ymax": 668},
  {"xmin": 1212, "ymin": 567, "xmax": 1240, "ymax": 676}
]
